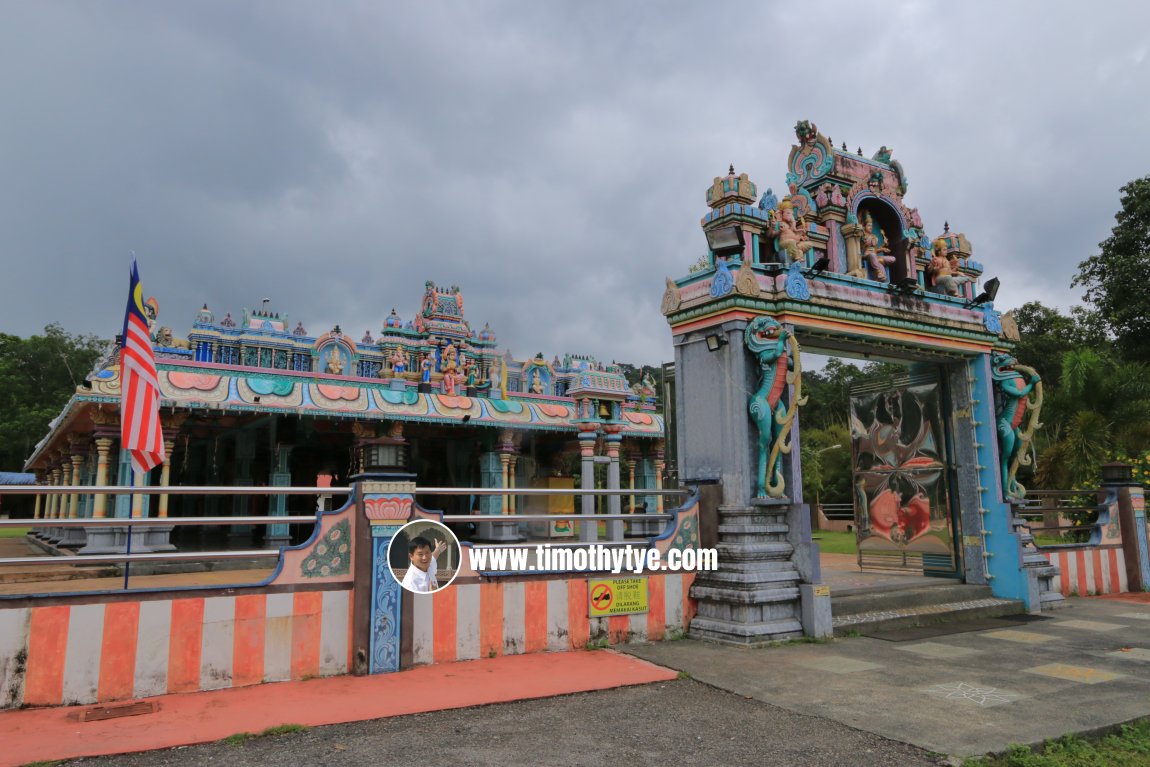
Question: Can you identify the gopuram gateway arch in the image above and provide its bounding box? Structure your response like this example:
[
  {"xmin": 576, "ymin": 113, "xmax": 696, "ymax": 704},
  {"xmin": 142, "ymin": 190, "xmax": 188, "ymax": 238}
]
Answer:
[{"xmin": 663, "ymin": 121, "xmax": 1044, "ymax": 644}]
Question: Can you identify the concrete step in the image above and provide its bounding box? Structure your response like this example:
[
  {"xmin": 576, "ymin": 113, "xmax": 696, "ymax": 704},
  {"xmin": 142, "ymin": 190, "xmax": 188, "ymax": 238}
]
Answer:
[
  {"xmin": 717, "ymin": 523, "xmax": 790, "ymax": 535},
  {"xmin": 691, "ymin": 584, "xmax": 800, "ymax": 605},
  {"xmin": 832, "ymin": 582, "xmax": 993, "ymax": 616},
  {"xmin": 831, "ymin": 596, "xmax": 1025, "ymax": 637},
  {"xmin": 690, "ymin": 615, "xmax": 804, "ymax": 646}
]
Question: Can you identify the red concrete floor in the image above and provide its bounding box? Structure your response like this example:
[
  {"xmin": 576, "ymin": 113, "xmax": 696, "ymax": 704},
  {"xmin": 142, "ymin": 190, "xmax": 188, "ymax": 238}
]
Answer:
[{"xmin": 1, "ymin": 651, "xmax": 676, "ymax": 767}]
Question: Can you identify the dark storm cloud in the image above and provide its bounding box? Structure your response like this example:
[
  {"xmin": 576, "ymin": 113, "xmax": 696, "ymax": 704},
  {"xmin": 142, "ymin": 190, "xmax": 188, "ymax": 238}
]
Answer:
[{"xmin": 2, "ymin": 1, "xmax": 1148, "ymax": 365}]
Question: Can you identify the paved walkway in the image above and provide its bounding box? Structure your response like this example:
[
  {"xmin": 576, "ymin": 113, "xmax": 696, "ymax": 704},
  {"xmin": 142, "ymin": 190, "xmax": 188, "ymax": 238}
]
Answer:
[
  {"xmin": 0, "ymin": 650, "xmax": 674, "ymax": 767},
  {"xmin": 6, "ymin": 590, "xmax": 1150, "ymax": 763},
  {"xmin": 624, "ymin": 595, "xmax": 1150, "ymax": 757}
]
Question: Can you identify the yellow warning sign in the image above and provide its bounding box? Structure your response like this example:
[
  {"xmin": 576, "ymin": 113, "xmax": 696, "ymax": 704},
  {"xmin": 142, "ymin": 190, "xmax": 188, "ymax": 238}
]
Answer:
[
  {"xmin": 588, "ymin": 577, "xmax": 649, "ymax": 617},
  {"xmin": 814, "ymin": 585, "xmax": 830, "ymax": 597}
]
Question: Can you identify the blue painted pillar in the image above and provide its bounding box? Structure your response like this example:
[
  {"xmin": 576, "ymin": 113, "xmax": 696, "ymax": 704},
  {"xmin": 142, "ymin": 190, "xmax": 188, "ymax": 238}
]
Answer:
[
  {"xmin": 478, "ymin": 451, "xmax": 502, "ymax": 515},
  {"xmin": 267, "ymin": 444, "xmax": 293, "ymax": 548},
  {"xmin": 970, "ymin": 354, "xmax": 1030, "ymax": 606},
  {"xmin": 360, "ymin": 472, "xmax": 416, "ymax": 674}
]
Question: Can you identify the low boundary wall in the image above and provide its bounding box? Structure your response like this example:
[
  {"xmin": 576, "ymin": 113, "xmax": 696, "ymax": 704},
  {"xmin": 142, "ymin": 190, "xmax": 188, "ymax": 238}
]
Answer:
[{"xmin": 1, "ymin": 587, "xmax": 351, "ymax": 708}]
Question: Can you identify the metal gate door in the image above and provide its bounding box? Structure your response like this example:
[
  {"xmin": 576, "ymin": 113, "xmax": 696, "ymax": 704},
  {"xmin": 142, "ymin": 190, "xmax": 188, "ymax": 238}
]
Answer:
[{"xmin": 850, "ymin": 371, "xmax": 960, "ymax": 576}]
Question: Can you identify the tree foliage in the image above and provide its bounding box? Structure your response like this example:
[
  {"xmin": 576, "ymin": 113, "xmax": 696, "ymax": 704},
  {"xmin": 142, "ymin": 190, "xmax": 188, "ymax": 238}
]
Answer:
[
  {"xmin": 1074, "ymin": 175, "xmax": 1150, "ymax": 362},
  {"xmin": 0, "ymin": 324, "xmax": 106, "ymax": 471}
]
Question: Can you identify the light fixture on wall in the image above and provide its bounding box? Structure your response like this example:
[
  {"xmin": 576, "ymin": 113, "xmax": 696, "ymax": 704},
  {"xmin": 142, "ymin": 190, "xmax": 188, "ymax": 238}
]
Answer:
[
  {"xmin": 704, "ymin": 225, "xmax": 745, "ymax": 258},
  {"xmin": 705, "ymin": 334, "xmax": 729, "ymax": 353},
  {"xmin": 967, "ymin": 277, "xmax": 1000, "ymax": 307},
  {"xmin": 362, "ymin": 438, "xmax": 408, "ymax": 472}
]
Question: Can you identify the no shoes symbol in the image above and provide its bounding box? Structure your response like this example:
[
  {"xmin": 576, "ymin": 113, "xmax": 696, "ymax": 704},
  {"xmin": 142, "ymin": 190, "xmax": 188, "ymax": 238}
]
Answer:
[{"xmin": 591, "ymin": 584, "xmax": 613, "ymax": 611}]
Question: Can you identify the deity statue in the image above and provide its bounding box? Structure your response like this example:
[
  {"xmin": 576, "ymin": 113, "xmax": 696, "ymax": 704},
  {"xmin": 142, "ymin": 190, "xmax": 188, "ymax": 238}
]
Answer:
[
  {"xmin": 390, "ymin": 347, "xmax": 406, "ymax": 375},
  {"xmin": 420, "ymin": 353, "xmax": 433, "ymax": 384},
  {"xmin": 861, "ymin": 213, "xmax": 895, "ymax": 281},
  {"xmin": 488, "ymin": 358, "xmax": 502, "ymax": 396},
  {"xmin": 442, "ymin": 341, "xmax": 459, "ymax": 374},
  {"xmin": 465, "ymin": 360, "xmax": 478, "ymax": 389},
  {"xmin": 745, "ymin": 317, "xmax": 807, "ymax": 497},
  {"xmin": 442, "ymin": 367, "xmax": 459, "ymax": 396},
  {"xmin": 927, "ymin": 239, "xmax": 972, "ymax": 296},
  {"xmin": 530, "ymin": 369, "xmax": 544, "ymax": 394},
  {"xmin": 325, "ymin": 347, "xmax": 344, "ymax": 375},
  {"xmin": 992, "ymin": 353, "xmax": 1043, "ymax": 499},
  {"xmin": 770, "ymin": 199, "xmax": 816, "ymax": 263}
]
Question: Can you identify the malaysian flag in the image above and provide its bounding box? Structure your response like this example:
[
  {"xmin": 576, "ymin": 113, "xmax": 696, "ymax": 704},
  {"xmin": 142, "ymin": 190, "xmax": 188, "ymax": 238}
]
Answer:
[{"xmin": 120, "ymin": 257, "xmax": 165, "ymax": 476}]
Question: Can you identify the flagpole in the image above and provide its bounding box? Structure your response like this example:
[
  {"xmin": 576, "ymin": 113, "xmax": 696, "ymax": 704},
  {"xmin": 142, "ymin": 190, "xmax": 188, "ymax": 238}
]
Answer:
[{"xmin": 123, "ymin": 468, "xmax": 138, "ymax": 590}]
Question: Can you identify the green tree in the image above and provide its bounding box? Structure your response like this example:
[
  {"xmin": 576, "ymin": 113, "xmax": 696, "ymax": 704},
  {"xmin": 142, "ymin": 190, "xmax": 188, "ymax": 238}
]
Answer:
[
  {"xmin": 1035, "ymin": 348, "xmax": 1150, "ymax": 488},
  {"xmin": 1074, "ymin": 175, "xmax": 1150, "ymax": 362},
  {"xmin": 0, "ymin": 324, "xmax": 106, "ymax": 471}
]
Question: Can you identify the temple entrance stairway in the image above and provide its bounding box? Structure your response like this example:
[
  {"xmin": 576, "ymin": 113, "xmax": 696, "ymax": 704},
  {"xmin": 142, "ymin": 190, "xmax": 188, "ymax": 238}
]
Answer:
[
  {"xmin": 687, "ymin": 502, "xmax": 1035, "ymax": 643},
  {"xmin": 829, "ymin": 581, "xmax": 1024, "ymax": 637},
  {"xmin": 688, "ymin": 503, "xmax": 805, "ymax": 645}
]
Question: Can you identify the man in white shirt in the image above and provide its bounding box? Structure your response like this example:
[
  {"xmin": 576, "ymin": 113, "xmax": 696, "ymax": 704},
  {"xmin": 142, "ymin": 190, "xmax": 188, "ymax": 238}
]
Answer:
[{"xmin": 401, "ymin": 535, "xmax": 447, "ymax": 593}]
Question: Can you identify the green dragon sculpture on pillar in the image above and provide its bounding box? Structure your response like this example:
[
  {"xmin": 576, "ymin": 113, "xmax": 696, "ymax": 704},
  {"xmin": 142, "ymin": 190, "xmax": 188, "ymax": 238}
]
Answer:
[
  {"xmin": 745, "ymin": 316, "xmax": 807, "ymax": 498},
  {"xmin": 991, "ymin": 351, "xmax": 1043, "ymax": 499}
]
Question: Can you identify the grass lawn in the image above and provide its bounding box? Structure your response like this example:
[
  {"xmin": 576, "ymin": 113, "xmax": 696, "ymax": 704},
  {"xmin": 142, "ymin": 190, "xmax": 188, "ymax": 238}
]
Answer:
[
  {"xmin": 968, "ymin": 718, "xmax": 1150, "ymax": 766},
  {"xmin": 0, "ymin": 526, "xmax": 30, "ymax": 538},
  {"xmin": 811, "ymin": 530, "xmax": 857, "ymax": 555}
]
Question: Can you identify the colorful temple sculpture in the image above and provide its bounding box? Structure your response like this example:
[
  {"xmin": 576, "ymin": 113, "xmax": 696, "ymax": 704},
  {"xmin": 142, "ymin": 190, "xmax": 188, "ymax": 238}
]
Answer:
[
  {"xmin": 24, "ymin": 280, "xmax": 666, "ymax": 552},
  {"xmin": 665, "ymin": 121, "xmax": 1045, "ymax": 644}
]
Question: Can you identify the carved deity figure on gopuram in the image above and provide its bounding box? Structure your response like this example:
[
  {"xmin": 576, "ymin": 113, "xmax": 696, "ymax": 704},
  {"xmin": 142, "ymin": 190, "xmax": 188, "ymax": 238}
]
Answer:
[
  {"xmin": 325, "ymin": 347, "xmax": 344, "ymax": 375},
  {"xmin": 991, "ymin": 353, "xmax": 1043, "ymax": 500},
  {"xmin": 770, "ymin": 199, "xmax": 815, "ymax": 263},
  {"xmin": 927, "ymin": 237, "xmax": 972, "ymax": 296},
  {"xmin": 745, "ymin": 316, "xmax": 806, "ymax": 498},
  {"xmin": 861, "ymin": 212, "xmax": 895, "ymax": 281}
]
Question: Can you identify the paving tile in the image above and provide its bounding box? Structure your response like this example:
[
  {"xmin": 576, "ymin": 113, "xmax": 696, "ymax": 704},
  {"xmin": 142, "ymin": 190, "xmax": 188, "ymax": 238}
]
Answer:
[
  {"xmin": 1052, "ymin": 619, "xmax": 1127, "ymax": 632},
  {"xmin": 793, "ymin": 655, "xmax": 883, "ymax": 674},
  {"xmin": 894, "ymin": 642, "xmax": 981, "ymax": 660},
  {"xmin": 1106, "ymin": 647, "xmax": 1150, "ymax": 662},
  {"xmin": 1024, "ymin": 663, "xmax": 1123, "ymax": 684},
  {"xmin": 981, "ymin": 629, "xmax": 1055, "ymax": 644},
  {"xmin": 920, "ymin": 681, "xmax": 1023, "ymax": 707}
]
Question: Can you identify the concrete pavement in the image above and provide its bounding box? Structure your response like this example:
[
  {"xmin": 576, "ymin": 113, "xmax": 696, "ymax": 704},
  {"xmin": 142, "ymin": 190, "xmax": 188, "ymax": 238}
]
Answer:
[{"xmin": 624, "ymin": 595, "xmax": 1150, "ymax": 757}]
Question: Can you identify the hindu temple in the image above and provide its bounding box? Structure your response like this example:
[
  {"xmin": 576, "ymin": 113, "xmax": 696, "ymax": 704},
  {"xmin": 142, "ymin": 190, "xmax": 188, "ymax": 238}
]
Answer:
[{"xmin": 23, "ymin": 280, "xmax": 667, "ymax": 553}]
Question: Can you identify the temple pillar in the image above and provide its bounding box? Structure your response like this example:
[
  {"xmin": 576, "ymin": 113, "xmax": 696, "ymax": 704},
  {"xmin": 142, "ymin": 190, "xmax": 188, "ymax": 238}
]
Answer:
[
  {"xmin": 578, "ymin": 425, "xmax": 599, "ymax": 543},
  {"xmin": 475, "ymin": 429, "xmax": 522, "ymax": 541},
  {"xmin": 57, "ymin": 445, "xmax": 88, "ymax": 548},
  {"xmin": 625, "ymin": 450, "xmax": 637, "ymax": 516},
  {"xmin": 653, "ymin": 440, "xmax": 666, "ymax": 514},
  {"xmin": 92, "ymin": 437, "xmax": 115, "ymax": 518},
  {"xmin": 229, "ymin": 431, "xmax": 256, "ymax": 544},
  {"xmin": 32, "ymin": 470, "xmax": 44, "ymax": 521},
  {"xmin": 267, "ymin": 443, "xmax": 294, "ymax": 548},
  {"xmin": 37, "ymin": 465, "xmax": 59, "ymax": 540},
  {"xmin": 45, "ymin": 465, "xmax": 62, "ymax": 540},
  {"xmin": 841, "ymin": 221, "xmax": 865, "ymax": 279},
  {"xmin": 157, "ymin": 438, "xmax": 175, "ymax": 518},
  {"xmin": 604, "ymin": 427, "xmax": 623, "ymax": 541}
]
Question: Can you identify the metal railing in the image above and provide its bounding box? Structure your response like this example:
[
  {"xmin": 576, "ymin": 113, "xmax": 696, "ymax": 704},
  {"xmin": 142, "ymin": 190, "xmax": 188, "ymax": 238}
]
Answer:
[
  {"xmin": 819, "ymin": 503, "xmax": 854, "ymax": 521},
  {"xmin": 1013, "ymin": 490, "xmax": 1105, "ymax": 549},
  {"xmin": 0, "ymin": 484, "xmax": 690, "ymax": 581}
]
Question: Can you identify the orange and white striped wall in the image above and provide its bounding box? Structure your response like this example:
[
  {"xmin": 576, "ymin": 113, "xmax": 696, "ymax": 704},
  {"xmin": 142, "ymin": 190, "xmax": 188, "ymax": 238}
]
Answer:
[
  {"xmin": 0, "ymin": 588, "xmax": 351, "ymax": 708},
  {"xmin": 1044, "ymin": 546, "xmax": 1128, "ymax": 597},
  {"xmin": 409, "ymin": 573, "xmax": 696, "ymax": 664}
]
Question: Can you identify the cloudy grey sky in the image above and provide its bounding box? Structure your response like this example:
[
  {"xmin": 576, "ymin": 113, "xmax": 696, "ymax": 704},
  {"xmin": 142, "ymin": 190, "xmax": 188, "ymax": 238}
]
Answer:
[{"xmin": 2, "ymin": 1, "xmax": 1148, "ymax": 367}]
